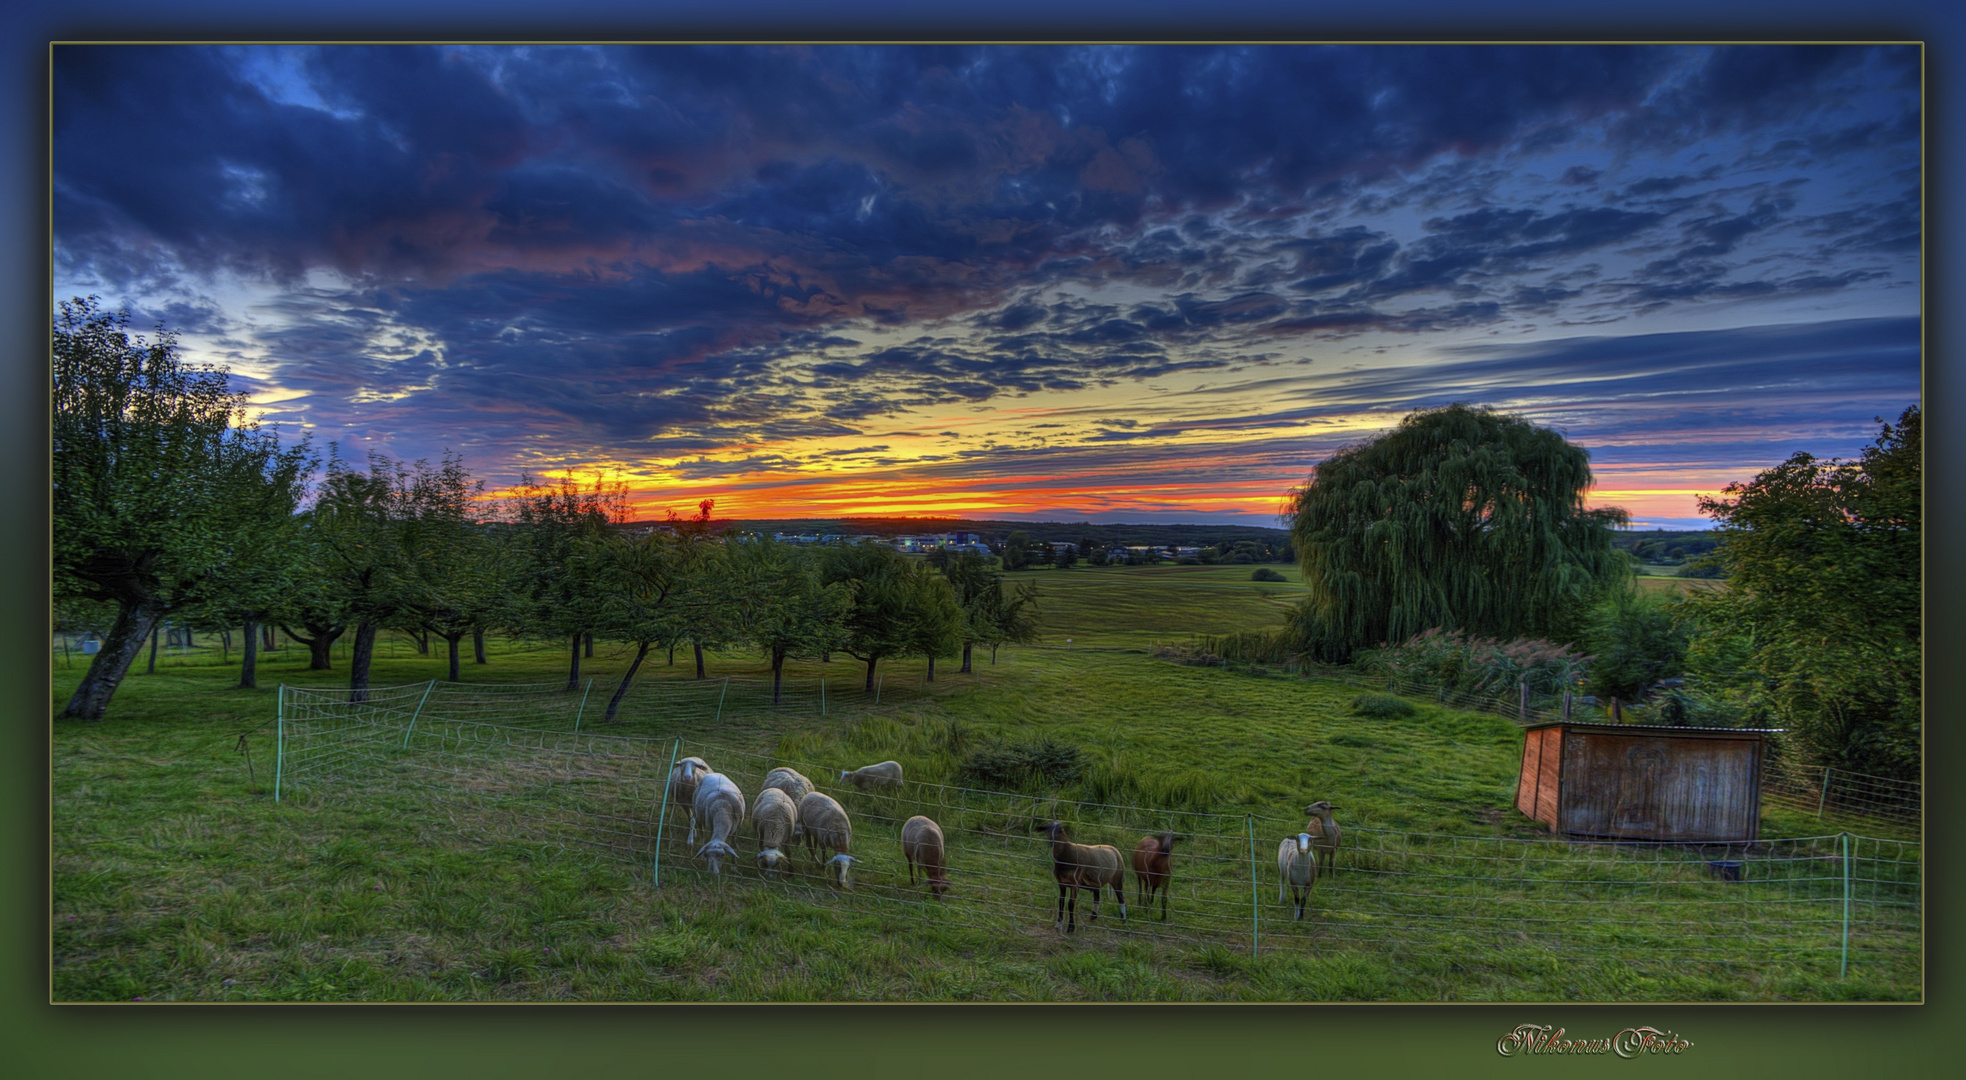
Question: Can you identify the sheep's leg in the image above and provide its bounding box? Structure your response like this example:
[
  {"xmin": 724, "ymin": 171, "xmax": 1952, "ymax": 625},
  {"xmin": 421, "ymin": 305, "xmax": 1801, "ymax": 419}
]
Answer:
[
  {"xmin": 1160, "ymin": 884, "xmax": 1169, "ymax": 922},
  {"xmin": 1114, "ymin": 879, "xmax": 1126, "ymax": 922},
  {"xmin": 1056, "ymin": 882, "xmax": 1067, "ymax": 932}
]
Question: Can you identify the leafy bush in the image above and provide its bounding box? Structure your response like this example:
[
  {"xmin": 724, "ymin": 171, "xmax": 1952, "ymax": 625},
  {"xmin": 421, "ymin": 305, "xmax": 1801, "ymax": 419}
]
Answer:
[
  {"xmin": 1577, "ymin": 587, "xmax": 1689, "ymax": 703},
  {"xmin": 957, "ymin": 737, "xmax": 1084, "ymax": 790},
  {"xmin": 1349, "ymin": 693, "xmax": 1417, "ymax": 718},
  {"xmin": 1250, "ymin": 567, "xmax": 1287, "ymax": 582},
  {"xmin": 1356, "ymin": 627, "xmax": 1589, "ymax": 698},
  {"xmin": 1189, "ymin": 628, "xmax": 1301, "ymax": 664}
]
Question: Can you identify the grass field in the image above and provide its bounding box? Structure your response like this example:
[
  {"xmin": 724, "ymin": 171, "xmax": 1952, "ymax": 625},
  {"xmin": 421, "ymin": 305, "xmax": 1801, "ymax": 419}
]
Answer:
[{"xmin": 50, "ymin": 571, "xmax": 1915, "ymax": 1003}]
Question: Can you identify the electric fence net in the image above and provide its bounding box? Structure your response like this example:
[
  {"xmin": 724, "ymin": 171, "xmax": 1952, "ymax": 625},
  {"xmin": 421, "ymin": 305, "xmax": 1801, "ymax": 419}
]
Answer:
[{"xmin": 273, "ymin": 681, "xmax": 1920, "ymax": 987}]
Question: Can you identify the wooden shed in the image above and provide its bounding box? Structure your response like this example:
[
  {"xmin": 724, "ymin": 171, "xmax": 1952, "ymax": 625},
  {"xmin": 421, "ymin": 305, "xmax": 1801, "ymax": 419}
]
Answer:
[{"xmin": 1513, "ymin": 722, "xmax": 1776, "ymax": 842}]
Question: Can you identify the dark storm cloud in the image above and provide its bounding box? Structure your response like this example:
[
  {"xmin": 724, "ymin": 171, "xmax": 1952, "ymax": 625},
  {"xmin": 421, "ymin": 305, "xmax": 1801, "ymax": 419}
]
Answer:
[{"xmin": 53, "ymin": 43, "xmax": 1921, "ymax": 482}]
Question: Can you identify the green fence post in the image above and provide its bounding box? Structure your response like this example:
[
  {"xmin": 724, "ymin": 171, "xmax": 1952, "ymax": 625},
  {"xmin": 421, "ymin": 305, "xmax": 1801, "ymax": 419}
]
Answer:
[
  {"xmin": 820, "ymin": 678, "xmax": 826, "ymax": 717},
  {"xmin": 1247, "ymin": 814, "xmax": 1259, "ymax": 958},
  {"xmin": 401, "ymin": 679, "xmax": 437, "ymax": 749},
  {"xmin": 273, "ymin": 685, "xmax": 285, "ymax": 803},
  {"xmin": 715, "ymin": 677, "xmax": 729, "ymax": 722},
  {"xmin": 876, "ymin": 673, "xmax": 883, "ymax": 705},
  {"xmin": 1840, "ymin": 832, "xmax": 1852, "ymax": 978},
  {"xmin": 573, "ymin": 677, "xmax": 594, "ymax": 734},
  {"xmin": 653, "ymin": 738, "xmax": 681, "ymax": 887},
  {"xmin": 1817, "ymin": 766, "xmax": 1832, "ymax": 820}
]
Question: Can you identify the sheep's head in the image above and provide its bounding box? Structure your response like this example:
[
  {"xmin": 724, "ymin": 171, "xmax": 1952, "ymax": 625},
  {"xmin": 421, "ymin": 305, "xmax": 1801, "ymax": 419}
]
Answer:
[
  {"xmin": 756, "ymin": 847, "xmax": 785, "ymax": 876},
  {"xmin": 1295, "ymin": 833, "xmax": 1313, "ymax": 853},
  {"xmin": 1044, "ymin": 821, "xmax": 1068, "ymax": 842},
  {"xmin": 928, "ymin": 873, "xmax": 949, "ymax": 902},
  {"xmin": 1304, "ymin": 801, "xmax": 1339, "ymax": 816},
  {"xmin": 826, "ymin": 853, "xmax": 859, "ymax": 888},
  {"xmin": 698, "ymin": 839, "xmax": 737, "ymax": 874}
]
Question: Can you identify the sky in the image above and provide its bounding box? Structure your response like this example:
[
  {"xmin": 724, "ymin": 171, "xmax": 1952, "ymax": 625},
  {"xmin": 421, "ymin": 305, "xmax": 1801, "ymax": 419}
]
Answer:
[{"xmin": 51, "ymin": 43, "xmax": 1921, "ymax": 528}]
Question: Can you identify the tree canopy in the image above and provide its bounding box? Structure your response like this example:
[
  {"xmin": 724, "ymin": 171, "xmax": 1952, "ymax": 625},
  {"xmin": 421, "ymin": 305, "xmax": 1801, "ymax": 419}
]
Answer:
[
  {"xmin": 1285, "ymin": 403, "xmax": 1628, "ymax": 662},
  {"xmin": 1678, "ymin": 405, "xmax": 1920, "ymax": 777},
  {"xmin": 53, "ymin": 297, "xmax": 311, "ymax": 719}
]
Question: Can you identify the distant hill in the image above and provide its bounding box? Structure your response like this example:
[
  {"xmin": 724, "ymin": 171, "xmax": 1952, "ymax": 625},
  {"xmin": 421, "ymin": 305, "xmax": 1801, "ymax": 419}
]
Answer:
[{"xmin": 702, "ymin": 516, "xmax": 1290, "ymax": 549}]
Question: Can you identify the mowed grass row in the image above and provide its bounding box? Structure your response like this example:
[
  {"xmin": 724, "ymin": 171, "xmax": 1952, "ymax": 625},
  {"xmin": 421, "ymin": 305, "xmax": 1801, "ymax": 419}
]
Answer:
[{"xmin": 54, "ymin": 615, "xmax": 1916, "ymax": 1002}]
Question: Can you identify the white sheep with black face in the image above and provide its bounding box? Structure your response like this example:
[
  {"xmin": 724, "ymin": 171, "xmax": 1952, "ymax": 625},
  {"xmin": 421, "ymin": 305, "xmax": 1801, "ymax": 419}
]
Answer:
[
  {"xmin": 690, "ymin": 772, "xmax": 745, "ymax": 875},
  {"xmin": 751, "ymin": 786, "xmax": 799, "ymax": 877}
]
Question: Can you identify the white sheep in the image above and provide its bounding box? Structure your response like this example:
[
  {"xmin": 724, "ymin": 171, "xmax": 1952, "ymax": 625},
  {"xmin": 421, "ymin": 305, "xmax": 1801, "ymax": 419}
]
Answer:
[
  {"xmin": 762, "ymin": 766, "xmax": 816, "ymax": 837},
  {"xmin": 1302, "ymin": 800, "xmax": 1342, "ymax": 876},
  {"xmin": 841, "ymin": 760, "xmax": 904, "ymax": 791},
  {"xmin": 669, "ymin": 756, "xmax": 711, "ymax": 816},
  {"xmin": 900, "ymin": 815, "xmax": 949, "ymax": 901},
  {"xmin": 1277, "ymin": 832, "xmax": 1319, "ymax": 920},
  {"xmin": 690, "ymin": 772, "xmax": 745, "ymax": 874},
  {"xmin": 796, "ymin": 790, "xmax": 859, "ymax": 888},
  {"xmin": 751, "ymin": 786, "xmax": 799, "ymax": 877}
]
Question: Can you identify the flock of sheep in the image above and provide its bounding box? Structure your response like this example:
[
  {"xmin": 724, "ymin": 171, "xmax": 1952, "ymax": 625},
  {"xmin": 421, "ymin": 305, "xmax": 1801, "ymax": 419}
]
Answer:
[{"xmin": 670, "ymin": 754, "xmax": 1345, "ymax": 933}]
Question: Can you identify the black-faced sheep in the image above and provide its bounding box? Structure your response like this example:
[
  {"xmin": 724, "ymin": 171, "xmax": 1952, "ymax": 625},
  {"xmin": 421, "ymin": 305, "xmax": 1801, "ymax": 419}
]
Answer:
[
  {"xmin": 1277, "ymin": 832, "xmax": 1319, "ymax": 920},
  {"xmin": 796, "ymin": 791, "xmax": 858, "ymax": 888},
  {"xmin": 901, "ymin": 815, "xmax": 950, "ymax": 901},
  {"xmin": 690, "ymin": 772, "xmax": 745, "ymax": 875},
  {"xmin": 1131, "ymin": 832, "xmax": 1177, "ymax": 921},
  {"xmin": 1044, "ymin": 821, "xmax": 1125, "ymax": 933},
  {"xmin": 752, "ymin": 786, "xmax": 798, "ymax": 877}
]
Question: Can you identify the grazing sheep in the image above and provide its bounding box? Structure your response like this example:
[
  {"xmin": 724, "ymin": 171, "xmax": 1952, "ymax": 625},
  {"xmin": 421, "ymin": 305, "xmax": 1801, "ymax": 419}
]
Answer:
[
  {"xmin": 797, "ymin": 791, "xmax": 859, "ymax": 888},
  {"xmin": 1302, "ymin": 801, "xmax": 1342, "ymax": 876},
  {"xmin": 1044, "ymin": 821, "xmax": 1125, "ymax": 933},
  {"xmin": 690, "ymin": 772, "xmax": 746, "ymax": 875},
  {"xmin": 1277, "ymin": 832, "xmax": 1319, "ymax": 920},
  {"xmin": 1131, "ymin": 832, "xmax": 1177, "ymax": 921},
  {"xmin": 900, "ymin": 815, "xmax": 950, "ymax": 901},
  {"xmin": 752, "ymin": 787, "xmax": 799, "ymax": 877},
  {"xmin": 840, "ymin": 760, "xmax": 904, "ymax": 792},
  {"xmin": 670, "ymin": 756, "xmax": 711, "ymax": 819},
  {"xmin": 762, "ymin": 766, "xmax": 816, "ymax": 837}
]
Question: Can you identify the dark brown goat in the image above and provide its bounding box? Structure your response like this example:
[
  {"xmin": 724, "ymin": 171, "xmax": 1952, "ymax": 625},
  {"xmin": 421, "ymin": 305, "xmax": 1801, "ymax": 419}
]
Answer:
[
  {"xmin": 1045, "ymin": 821, "xmax": 1125, "ymax": 933},
  {"xmin": 1131, "ymin": 832, "xmax": 1177, "ymax": 921}
]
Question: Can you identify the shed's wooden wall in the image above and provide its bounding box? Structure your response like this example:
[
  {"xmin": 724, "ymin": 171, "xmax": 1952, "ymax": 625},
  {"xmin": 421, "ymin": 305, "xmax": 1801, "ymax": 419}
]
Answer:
[{"xmin": 1557, "ymin": 731, "xmax": 1760, "ymax": 841}]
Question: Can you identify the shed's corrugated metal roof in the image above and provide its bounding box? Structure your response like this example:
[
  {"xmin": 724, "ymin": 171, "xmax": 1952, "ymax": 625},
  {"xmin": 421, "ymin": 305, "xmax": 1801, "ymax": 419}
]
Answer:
[{"xmin": 1520, "ymin": 721, "xmax": 1784, "ymax": 736}]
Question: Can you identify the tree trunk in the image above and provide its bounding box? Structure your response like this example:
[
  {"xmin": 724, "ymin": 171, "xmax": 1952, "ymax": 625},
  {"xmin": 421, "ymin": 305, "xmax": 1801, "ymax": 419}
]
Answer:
[
  {"xmin": 348, "ymin": 621, "xmax": 378, "ymax": 704},
  {"xmin": 445, "ymin": 632, "xmax": 464, "ymax": 682},
  {"xmin": 772, "ymin": 646, "xmax": 786, "ymax": 705},
  {"xmin": 584, "ymin": 632, "xmax": 594, "ymax": 658},
  {"xmin": 864, "ymin": 655, "xmax": 879, "ymax": 691},
  {"xmin": 238, "ymin": 617, "xmax": 259, "ymax": 690},
  {"xmin": 473, "ymin": 628, "xmax": 487, "ymax": 664},
  {"xmin": 566, "ymin": 631, "xmax": 583, "ymax": 691},
  {"xmin": 927, "ymin": 654, "xmax": 935, "ymax": 682},
  {"xmin": 147, "ymin": 624, "xmax": 160, "ymax": 674},
  {"xmin": 694, "ymin": 641, "xmax": 706, "ymax": 679},
  {"xmin": 263, "ymin": 623, "xmax": 277, "ymax": 650},
  {"xmin": 221, "ymin": 628, "xmax": 231, "ymax": 661},
  {"xmin": 961, "ymin": 641, "xmax": 973, "ymax": 674},
  {"xmin": 283, "ymin": 624, "xmax": 342, "ymax": 671},
  {"xmin": 603, "ymin": 642, "xmax": 651, "ymax": 723},
  {"xmin": 60, "ymin": 600, "xmax": 163, "ymax": 720}
]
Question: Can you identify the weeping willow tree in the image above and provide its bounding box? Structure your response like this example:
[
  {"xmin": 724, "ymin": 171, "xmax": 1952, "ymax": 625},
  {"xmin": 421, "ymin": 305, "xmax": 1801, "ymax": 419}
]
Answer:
[{"xmin": 1285, "ymin": 404, "xmax": 1628, "ymax": 662}]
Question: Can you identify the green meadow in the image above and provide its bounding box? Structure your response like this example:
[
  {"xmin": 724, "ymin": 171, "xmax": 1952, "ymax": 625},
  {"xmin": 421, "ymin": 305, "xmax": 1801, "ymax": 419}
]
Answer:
[{"xmin": 50, "ymin": 567, "xmax": 1915, "ymax": 1003}]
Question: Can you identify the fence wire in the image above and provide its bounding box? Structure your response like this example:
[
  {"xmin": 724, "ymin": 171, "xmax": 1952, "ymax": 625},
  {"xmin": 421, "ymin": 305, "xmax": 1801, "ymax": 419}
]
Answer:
[{"xmin": 273, "ymin": 681, "xmax": 1921, "ymax": 987}]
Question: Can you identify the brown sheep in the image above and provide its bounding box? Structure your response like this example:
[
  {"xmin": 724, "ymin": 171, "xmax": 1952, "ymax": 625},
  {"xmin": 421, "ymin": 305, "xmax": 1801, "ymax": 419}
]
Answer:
[
  {"xmin": 1131, "ymin": 832, "xmax": 1177, "ymax": 921},
  {"xmin": 900, "ymin": 815, "xmax": 950, "ymax": 901},
  {"xmin": 1302, "ymin": 801, "xmax": 1342, "ymax": 876},
  {"xmin": 1044, "ymin": 821, "xmax": 1125, "ymax": 933}
]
